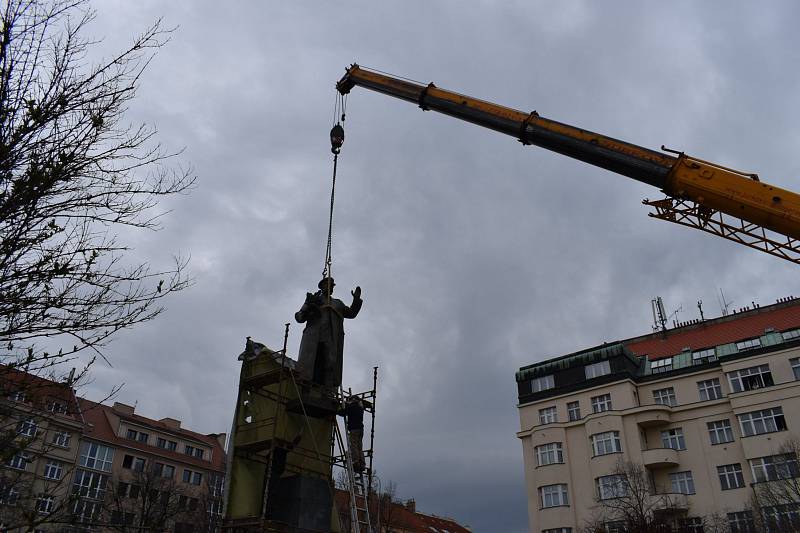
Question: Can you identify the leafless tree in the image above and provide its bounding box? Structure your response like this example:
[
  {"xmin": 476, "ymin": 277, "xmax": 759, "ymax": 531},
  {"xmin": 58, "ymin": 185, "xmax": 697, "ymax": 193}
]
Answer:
[
  {"xmin": 582, "ymin": 459, "xmax": 686, "ymax": 533},
  {"xmin": 747, "ymin": 439, "xmax": 800, "ymax": 532},
  {"xmin": 0, "ymin": 0, "xmax": 194, "ymax": 381}
]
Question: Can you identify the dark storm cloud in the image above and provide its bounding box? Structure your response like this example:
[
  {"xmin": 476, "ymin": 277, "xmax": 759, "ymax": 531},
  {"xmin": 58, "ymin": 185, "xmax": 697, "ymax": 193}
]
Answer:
[{"xmin": 79, "ymin": 2, "xmax": 800, "ymax": 531}]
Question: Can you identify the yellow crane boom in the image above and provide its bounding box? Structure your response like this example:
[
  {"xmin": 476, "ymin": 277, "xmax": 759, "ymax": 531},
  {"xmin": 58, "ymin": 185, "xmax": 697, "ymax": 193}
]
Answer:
[{"xmin": 337, "ymin": 64, "xmax": 800, "ymax": 264}]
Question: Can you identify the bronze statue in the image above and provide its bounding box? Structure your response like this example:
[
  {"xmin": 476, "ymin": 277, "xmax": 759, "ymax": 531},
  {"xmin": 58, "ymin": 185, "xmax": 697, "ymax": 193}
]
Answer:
[{"xmin": 295, "ymin": 277, "xmax": 362, "ymax": 388}]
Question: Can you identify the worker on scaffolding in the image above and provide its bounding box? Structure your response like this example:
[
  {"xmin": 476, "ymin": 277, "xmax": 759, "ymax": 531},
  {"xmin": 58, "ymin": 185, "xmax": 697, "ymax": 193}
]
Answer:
[
  {"xmin": 340, "ymin": 395, "xmax": 366, "ymax": 473},
  {"xmin": 295, "ymin": 277, "xmax": 362, "ymax": 389}
]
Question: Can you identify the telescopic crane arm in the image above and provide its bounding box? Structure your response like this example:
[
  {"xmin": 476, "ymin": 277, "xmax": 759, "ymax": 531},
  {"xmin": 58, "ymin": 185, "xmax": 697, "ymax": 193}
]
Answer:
[{"xmin": 337, "ymin": 64, "xmax": 800, "ymax": 264}]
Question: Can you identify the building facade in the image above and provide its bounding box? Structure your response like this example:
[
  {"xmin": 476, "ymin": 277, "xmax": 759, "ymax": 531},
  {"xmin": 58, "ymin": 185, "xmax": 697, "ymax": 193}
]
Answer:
[
  {"xmin": 1, "ymin": 369, "xmax": 226, "ymax": 532},
  {"xmin": 516, "ymin": 298, "xmax": 800, "ymax": 533}
]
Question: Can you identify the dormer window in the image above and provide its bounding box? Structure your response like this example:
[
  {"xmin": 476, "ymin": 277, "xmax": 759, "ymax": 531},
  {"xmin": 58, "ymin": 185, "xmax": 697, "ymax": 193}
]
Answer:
[
  {"xmin": 585, "ymin": 360, "xmax": 611, "ymax": 380},
  {"xmin": 531, "ymin": 375, "xmax": 554, "ymax": 392},
  {"xmin": 650, "ymin": 358, "xmax": 673, "ymax": 374}
]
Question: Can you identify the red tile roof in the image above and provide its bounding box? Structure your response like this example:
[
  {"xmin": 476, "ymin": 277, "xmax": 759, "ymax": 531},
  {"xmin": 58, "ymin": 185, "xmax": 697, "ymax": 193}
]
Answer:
[
  {"xmin": 626, "ymin": 300, "xmax": 800, "ymax": 360},
  {"xmin": 335, "ymin": 490, "xmax": 471, "ymax": 532},
  {"xmin": 79, "ymin": 398, "xmax": 225, "ymax": 472},
  {"xmin": 1, "ymin": 365, "xmax": 83, "ymax": 422}
]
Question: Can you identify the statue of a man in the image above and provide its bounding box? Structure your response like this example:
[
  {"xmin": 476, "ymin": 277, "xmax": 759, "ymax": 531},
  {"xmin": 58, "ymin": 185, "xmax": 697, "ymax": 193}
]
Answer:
[{"xmin": 295, "ymin": 277, "xmax": 362, "ymax": 388}]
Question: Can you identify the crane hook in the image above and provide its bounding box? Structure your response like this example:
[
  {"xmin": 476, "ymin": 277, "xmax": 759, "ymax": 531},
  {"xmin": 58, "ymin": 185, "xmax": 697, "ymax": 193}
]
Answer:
[{"xmin": 330, "ymin": 123, "xmax": 345, "ymax": 154}]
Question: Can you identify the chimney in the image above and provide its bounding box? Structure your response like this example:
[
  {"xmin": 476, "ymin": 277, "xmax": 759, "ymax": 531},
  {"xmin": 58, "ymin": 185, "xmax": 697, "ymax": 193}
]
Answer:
[
  {"xmin": 113, "ymin": 402, "xmax": 135, "ymax": 415},
  {"xmin": 159, "ymin": 417, "xmax": 182, "ymax": 430},
  {"xmin": 405, "ymin": 499, "xmax": 416, "ymax": 513}
]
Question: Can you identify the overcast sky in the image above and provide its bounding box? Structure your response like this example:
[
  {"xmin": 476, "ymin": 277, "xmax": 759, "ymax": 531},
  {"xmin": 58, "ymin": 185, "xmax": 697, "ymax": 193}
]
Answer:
[{"xmin": 73, "ymin": 2, "xmax": 800, "ymax": 531}]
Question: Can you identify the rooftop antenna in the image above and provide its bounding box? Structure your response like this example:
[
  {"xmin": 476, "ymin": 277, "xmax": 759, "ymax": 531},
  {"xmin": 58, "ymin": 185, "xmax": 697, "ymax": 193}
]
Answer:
[
  {"xmin": 717, "ymin": 288, "xmax": 732, "ymax": 317},
  {"xmin": 651, "ymin": 297, "xmax": 668, "ymax": 333},
  {"xmin": 668, "ymin": 303, "xmax": 683, "ymax": 327},
  {"xmin": 697, "ymin": 300, "xmax": 705, "ymax": 321}
]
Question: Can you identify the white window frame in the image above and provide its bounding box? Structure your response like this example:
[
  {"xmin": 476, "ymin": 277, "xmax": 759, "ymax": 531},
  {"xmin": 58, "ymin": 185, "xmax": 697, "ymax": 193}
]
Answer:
[
  {"xmin": 539, "ymin": 484, "xmax": 569, "ymax": 508},
  {"xmin": 591, "ymin": 394, "xmax": 612, "ymax": 413},
  {"xmin": 650, "ymin": 357, "xmax": 673, "ymax": 374},
  {"xmin": 698, "ymin": 378, "xmax": 723, "ymax": 401},
  {"xmin": 692, "ymin": 348, "xmax": 716, "ymax": 363},
  {"xmin": 717, "ymin": 463, "xmax": 744, "ymax": 490},
  {"xmin": 736, "ymin": 338, "xmax": 762, "ymax": 351},
  {"xmin": 763, "ymin": 504, "xmax": 800, "ymax": 531},
  {"xmin": 51, "ymin": 431, "xmax": 71, "ymax": 448},
  {"xmin": 567, "ymin": 401, "xmax": 581, "ymax": 421},
  {"xmin": 728, "ymin": 511, "xmax": 755, "ymax": 533},
  {"xmin": 784, "ymin": 329, "xmax": 800, "ymax": 341},
  {"xmin": 17, "ymin": 417, "xmax": 37, "ymax": 437},
  {"xmin": 653, "ymin": 387, "xmax": 677, "ymax": 406},
  {"xmin": 539, "ymin": 406, "xmax": 557, "ymax": 425},
  {"xmin": 591, "ymin": 431, "xmax": 622, "ymax": 456},
  {"xmin": 707, "ymin": 419, "xmax": 735, "ymax": 444},
  {"xmin": 738, "ymin": 407, "xmax": 786, "ymax": 437},
  {"xmin": 531, "ymin": 374, "xmax": 555, "ymax": 392},
  {"xmin": 585, "ymin": 360, "xmax": 611, "ymax": 379},
  {"xmin": 47, "ymin": 400, "xmax": 67, "ymax": 414},
  {"xmin": 79, "ymin": 442, "xmax": 114, "ymax": 472},
  {"xmin": 535, "ymin": 442, "xmax": 564, "ymax": 466},
  {"xmin": 669, "ymin": 471, "xmax": 695, "ymax": 494},
  {"xmin": 660, "ymin": 428, "xmax": 686, "ymax": 450},
  {"xmin": 596, "ymin": 474, "xmax": 627, "ymax": 500},
  {"xmin": 7, "ymin": 452, "xmax": 29, "ymax": 470},
  {"xmin": 750, "ymin": 454, "xmax": 800, "ymax": 483},
  {"xmin": 43, "ymin": 460, "xmax": 63, "ymax": 480},
  {"xmin": 727, "ymin": 364, "xmax": 773, "ymax": 392},
  {"xmin": 73, "ymin": 470, "xmax": 108, "ymax": 500},
  {"xmin": 791, "ymin": 358, "xmax": 800, "ymax": 380},
  {"xmin": 36, "ymin": 495, "xmax": 54, "ymax": 514}
]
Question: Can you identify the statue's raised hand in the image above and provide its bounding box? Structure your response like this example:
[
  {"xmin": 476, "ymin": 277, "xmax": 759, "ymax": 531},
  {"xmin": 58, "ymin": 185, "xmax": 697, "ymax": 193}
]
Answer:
[{"xmin": 352, "ymin": 286, "xmax": 362, "ymax": 300}]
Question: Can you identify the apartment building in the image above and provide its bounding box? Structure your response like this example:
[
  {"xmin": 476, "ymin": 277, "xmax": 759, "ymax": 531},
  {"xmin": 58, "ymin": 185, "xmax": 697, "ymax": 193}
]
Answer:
[
  {"xmin": 1, "ymin": 368, "xmax": 226, "ymax": 532},
  {"xmin": 516, "ymin": 298, "xmax": 800, "ymax": 533}
]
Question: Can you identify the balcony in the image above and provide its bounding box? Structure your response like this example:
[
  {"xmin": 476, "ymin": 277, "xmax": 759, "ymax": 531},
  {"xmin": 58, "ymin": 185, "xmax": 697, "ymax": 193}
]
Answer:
[
  {"xmin": 652, "ymin": 492, "xmax": 689, "ymax": 513},
  {"xmin": 633, "ymin": 404, "xmax": 672, "ymax": 427},
  {"xmin": 642, "ymin": 448, "xmax": 679, "ymax": 469}
]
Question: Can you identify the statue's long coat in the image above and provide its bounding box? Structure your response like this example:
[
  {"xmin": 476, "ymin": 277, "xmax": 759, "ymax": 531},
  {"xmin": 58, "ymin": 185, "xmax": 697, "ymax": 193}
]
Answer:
[{"xmin": 295, "ymin": 290, "xmax": 362, "ymax": 387}]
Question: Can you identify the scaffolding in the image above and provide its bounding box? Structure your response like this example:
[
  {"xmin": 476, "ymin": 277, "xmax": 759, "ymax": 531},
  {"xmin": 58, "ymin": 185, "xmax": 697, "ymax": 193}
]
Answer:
[{"xmin": 223, "ymin": 328, "xmax": 377, "ymax": 533}]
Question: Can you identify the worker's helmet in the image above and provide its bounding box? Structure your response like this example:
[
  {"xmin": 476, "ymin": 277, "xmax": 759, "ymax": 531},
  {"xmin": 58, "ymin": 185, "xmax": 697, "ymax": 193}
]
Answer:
[{"xmin": 318, "ymin": 277, "xmax": 335, "ymax": 290}]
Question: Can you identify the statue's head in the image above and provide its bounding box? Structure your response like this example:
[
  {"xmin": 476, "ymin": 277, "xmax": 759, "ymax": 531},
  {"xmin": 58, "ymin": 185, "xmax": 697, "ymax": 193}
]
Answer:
[{"xmin": 318, "ymin": 277, "xmax": 335, "ymax": 292}]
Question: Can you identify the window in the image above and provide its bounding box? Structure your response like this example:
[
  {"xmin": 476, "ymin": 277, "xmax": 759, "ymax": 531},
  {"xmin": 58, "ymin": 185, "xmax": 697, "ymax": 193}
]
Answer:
[
  {"xmin": 784, "ymin": 329, "xmax": 800, "ymax": 341},
  {"xmin": 36, "ymin": 495, "xmax": 54, "ymax": 514},
  {"xmin": 17, "ymin": 417, "xmax": 37, "ymax": 437},
  {"xmin": 717, "ymin": 464, "xmax": 745, "ymax": 490},
  {"xmin": 7, "ymin": 452, "xmax": 29, "ymax": 470},
  {"xmin": 791, "ymin": 358, "xmax": 800, "ymax": 380},
  {"xmin": 736, "ymin": 338, "xmax": 762, "ymax": 351},
  {"xmin": 669, "ymin": 471, "xmax": 695, "ymax": 494},
  {"xmin": 562, "ymin": 403, "xmax": 580, "ymax": 424},
  {"xmin": 47, "ymin": 400, "xmax": 67, "ymax": 414},
  {"xmin": 153, "ymin": 462, "xmax": 175, "ymax": 478},
  {"xmin": 728, "ymin": 511, "xmax": 755, "ymax": 533},
  {"xmin": 697, "ymin": 378, "xmax": 723, "ymax": 401},
  {"xmin": 44, "ymin": 460, "xmax": 63, "ymax": 480},
  {"xmin": 157, "ymin": 437, "xmax": 167, "ymax": 448},
  {"xmin": 111, "ymin": 510, "xmax": 135, "ymax": 526},
  {"xmin": 167, "ymin": 440, "xmax": 177, "ymax": 451},
  {"xmin": 650, "ymin": 357, "xmax": 673, "ymax": 374},
  {"xmin": 9, "ymin": 390, "xmax": 26, "ymax": 402},
  {"xmin": 182, "ymin": 469, "xmax": 203, "ymax": 485},
  {"xmin": 681, "ymin": 517, "xmax": 704, "ymax": 533},
  {"xmin": 693, "ymin": 348, "xmax": 716, "ymax": 363},
  {"xmin": 591, "ymin": 394, "xmax": 612, "ymax": 413},
  {"xmin": 738, "ymin": 407, "xmax": 787, "ymax": 436},
  {"xmin": 603, "ymin": 521, "xmax": 626, "ymax": 533},
  {"xmin": 653, "ymin": 387, "xmax": 677, "ymax": 406},
  {"xmin": 122, "ymin": 454, "xmax": 145, "ymax": 472},
  {"xmin": 539, "ymin": 406, "xmax": 557, "ymax": 425},
  {"xmin": 535, "ymin": 443, "xmax": 564, "ymax": 466},
  {"xmin": 137, "ymin": 431, "xmax": 149, "ymax": 443},
  {"xmin": 585, "ymin": 360, "xmax": 611, "ymax": 379},
  {"xmin": 707, "ymin": 419, "xmax": 735, "ymax": 444},
  {"xmin": 596, "ymin": 475, "xmax": 627, "ymax": 499},
  {"xmin": 591, "ymin": 431, "xmax": 622, "ymax": 456},
  {"xmin": 126, "ymin": 429, "xmax": 137, "ymax": 440},
  {"xmin": 73, "ymin": 470, "xmax": 108, "ymax": 500},
  {"xmin": 51, "ymin": 431, "xmax": 71, "ymax": 448},
  {"xmin": 542, "ymin": 529, "xmax": 572, "ymax": 533},
  {"xmin": 194, "ymin": 448, "xmax": 204, "ymax": 459},
  {"xmin": 661, "ymin": 428, "xmax": 686, "ymax": 450},
  {"xmin": 531, "ymin": 374, "xmax": 555, "ymax": 392},
  {"xmin": 750, "ymin": 454, "xmax": 800, "ymax": 482},
  {"xmin": 0, "ymin": 484, "xmax": 19, "ymax": 505},
  {"xmin": 728, "ymin": 364, "xmax": 774, "ymax": 392},
  {"xmin": 763, "ymin": 504, "xmax": 800, "ymax": 532},
  {"xmin": 73, "ymin": 500, "xmax": 102, "ymax": 523},
  {"xmin": 539, "ymin": 484, "xmax": 569, "ymax": 508},
  {"xmin": 79, "ymin": 442, "xmax": 114, "ymax": 472},
  {"xmin": 210, "ymin": 474, "xmax": 224, "ymax": 498}
]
